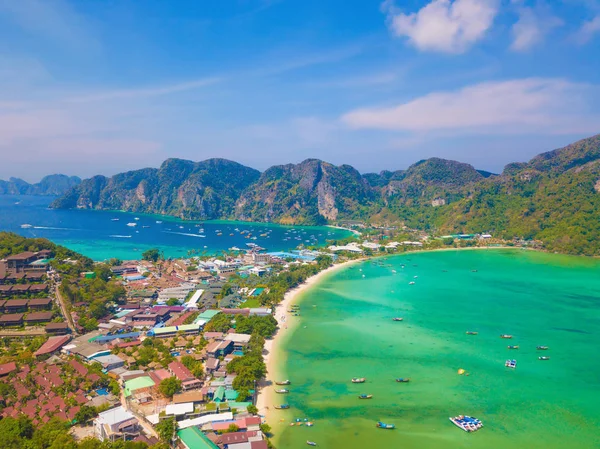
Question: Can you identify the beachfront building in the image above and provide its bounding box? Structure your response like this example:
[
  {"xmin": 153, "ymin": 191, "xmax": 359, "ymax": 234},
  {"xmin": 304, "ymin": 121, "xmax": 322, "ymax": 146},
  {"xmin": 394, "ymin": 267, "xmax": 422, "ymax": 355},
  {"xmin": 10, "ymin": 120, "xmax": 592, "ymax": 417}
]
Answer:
[{"xmin": 328, "ymin": 243, "xmax": 363, "ymax": 253}]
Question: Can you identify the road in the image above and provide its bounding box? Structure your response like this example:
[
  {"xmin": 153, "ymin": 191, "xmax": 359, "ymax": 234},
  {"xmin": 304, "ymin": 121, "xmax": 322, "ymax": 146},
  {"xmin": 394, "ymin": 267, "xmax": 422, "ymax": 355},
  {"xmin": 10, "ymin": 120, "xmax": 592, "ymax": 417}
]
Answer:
[{"xmin": 54, "ymin": 283, "xmax": 78, "ymax": 335}]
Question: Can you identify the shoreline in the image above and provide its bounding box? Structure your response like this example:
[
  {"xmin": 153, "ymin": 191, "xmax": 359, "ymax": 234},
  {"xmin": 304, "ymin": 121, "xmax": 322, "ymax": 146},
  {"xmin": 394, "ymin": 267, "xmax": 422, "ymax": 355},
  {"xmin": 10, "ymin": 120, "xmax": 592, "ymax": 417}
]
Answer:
[{"xmin": 255, "ymin": 258, "xmax": 365, "ymax": 420}]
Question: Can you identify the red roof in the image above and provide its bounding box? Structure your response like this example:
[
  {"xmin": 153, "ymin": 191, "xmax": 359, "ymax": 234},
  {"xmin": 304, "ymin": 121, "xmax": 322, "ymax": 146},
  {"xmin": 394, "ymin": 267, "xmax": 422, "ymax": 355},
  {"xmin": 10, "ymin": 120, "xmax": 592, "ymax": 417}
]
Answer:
[
  {"xmin": 68, "ymin": 360, "xmax": 88, "ymax": 376},
  {"xmin": 221, "ymin": 432, "xmax": 248, "ymax": 445},
  {"xmin": 34, "ymin": 335, "xmax": 71, "ymax": 357},
  {"xmin": 168, "ymin": 361, "xmax": 195, "ymax": 382},
  {"xmin": 0, "ymin": 361, "xmax": 17, "ymax": 376},
  {"xmin": 251, "ymin": 441, "xmax": 268, "ymax": 449},
  {"xmin": 245, "ymin": 416, "xmax": 262, "ymax": 426}
]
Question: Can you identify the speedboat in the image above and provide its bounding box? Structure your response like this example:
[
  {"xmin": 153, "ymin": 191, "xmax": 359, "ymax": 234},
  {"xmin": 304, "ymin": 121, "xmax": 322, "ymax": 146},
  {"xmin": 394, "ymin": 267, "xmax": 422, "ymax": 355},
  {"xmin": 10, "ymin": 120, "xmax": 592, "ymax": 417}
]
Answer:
[
  {"xmin": 274, "ymin": 404, "xmax": 289, "ymax": 409},
  {"xmin": 275, "ymin": 389, "xmax": 289, "ymax": 394},
  {"xmin": 376, "ymin": 422, "xmax": 395, "ymax": 429},
  {"xmin": 275, "ymin": 380, "xmax": 291, "ymax": 385},
  {"xmin": 358, "ymin": 394, "xmax": 373, "ymax": 399},
  {"xmin": 450, "ymin": 415, "xmax": 483, "ymax": 432},
  {"xmin": 505, "ymin": 359, "xmax": 517, "ymax": 368},
  {"xmin": 111, "ymin": 218, "xmax": 119, "ymax": 221},
  {"xmin": 507, "ymin": 345, "xmax": 519, "ymax": 350},
  {"xmin": 351, "ymin": 378, "xmax": 366, "ymax": 383},
  {"xmin": 396, "ymin": 378, "xmax": 410, "ymax": 383},
  {"xmin": 156, "ymin": 221, "xmax": 163, "ymax": 224},
  {"xmin": 392, "ymin": 317, "xmax": 403, "ymax": 321},
  {"xmin": 126, "ymin": 223, "xmax": 137, "ymax": 227},
  {"xmin": 536, "ymin": 346, "xmax": 549, "ymax": 350},
  {"xmin": 500, "ymin": 334, "xmax": 513, "ymax": 339},
  {"xmin": 307, "ymin": 442, "xmax": 317, "ymax": 446},
  {"xmin": 20, "ymin": 224, "xmax": 33, "ymax": 229},
  {"xmin": 409, "ymin": 281, "xmax": 415, "ymax": 285},
  {"xmin": 539, "ymin": 356, "xmax": 550, "ymax": 360},
  {"xmin": 466, "ymin": 331, "xmax": 478, "ymax": 335}
]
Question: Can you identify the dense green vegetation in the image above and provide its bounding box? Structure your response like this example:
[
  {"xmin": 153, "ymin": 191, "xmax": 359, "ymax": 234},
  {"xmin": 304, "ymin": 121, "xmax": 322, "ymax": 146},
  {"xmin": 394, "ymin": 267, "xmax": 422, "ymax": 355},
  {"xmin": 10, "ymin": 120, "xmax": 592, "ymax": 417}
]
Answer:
[
  {"xmin": 158, "ymin": 377, "xmax": 181, "ymax": 399},
  {"xmin": 227, "ymin": 334, "xmax": 267, "ymax": 401},
  {"xmin": 0, "ymin": 416, "xmax": 157, "ymax": 449},
  {"xmin": 0, "ymin": 232, "xmax": 92, "ymax": 268},
  {"xmin": 48, "ymin": 133, "xmax": 600, "ymax": 255}
]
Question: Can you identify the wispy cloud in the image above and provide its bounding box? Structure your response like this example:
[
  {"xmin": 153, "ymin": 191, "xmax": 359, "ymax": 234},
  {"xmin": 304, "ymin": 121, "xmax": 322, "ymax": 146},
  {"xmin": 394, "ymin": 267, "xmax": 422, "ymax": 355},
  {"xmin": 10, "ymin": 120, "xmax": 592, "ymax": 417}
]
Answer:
[
  {"xmin": 575, "ymin": 15, "xmax": 600, "ymax": 43},
  {"xmin": 381, "ymin": 0, "xmax": 499, "ymax": 54},
  {"xmin": 510, "ymin": 4, "xmax": 562, "ymax": 52},
  {"xmin": 67, "ymin": 77, "xmax": 222, "ymax": 103},
  {"xmin": 342, "ymin": 78, "xmax": 599, "ymax": 135}
]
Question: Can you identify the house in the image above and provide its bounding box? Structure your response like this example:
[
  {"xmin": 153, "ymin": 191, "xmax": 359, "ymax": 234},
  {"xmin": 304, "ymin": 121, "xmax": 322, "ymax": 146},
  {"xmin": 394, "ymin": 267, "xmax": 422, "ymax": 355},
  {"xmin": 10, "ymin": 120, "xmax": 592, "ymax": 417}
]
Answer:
[
  {"xmin": 29, "ymin": 284, "xmax": 48, "ymax": 294},
  {"xmin": 0, "ymin": 313, "xmax": 24, "ymax": 326},
  {"xmin": 24, "ymin": 311, "xmax": 54, "ymax": 324},
  {"xmin": 45, "ymin": 322, "xmax": 70, "ymax": 334},
  {"xmin": 4, "ymin": 299, "xmax": 29, "ymax": 313},
  {"xmin": 0, "ymin": 361, "xmax": 17, "ymax": 377},
  {"xmin": 165, "ymin": 402, "xmax": 194, "ymax": 420},
  {"xmin": 0, "ymin": 285, "xmax": 12, "ymax": 296},
  {"xmin": 224, "ymin": 333, "xmax": 251, "ymax": 352},
  {"xmin": 206, "ymin": 339, "xmax": 234, "ymax": 358},
  {"xmin": 34, "ymin": 335, "xmax": 72, "ymax": 358},
  {"xmin": 0, "ymin": 299, "xmax": 6, "ymax": 311},
  {"xmin": 94, "ymin": 406, "xmax": 140, "ymax": 442},
  {"xmin": 94, "ymin": 354, "xmax": 125, "ymax": 371},
  {"xmin": 205, "ymin": 358, "xmax": 220, "ymax": 374},
  {"xmin": 27, "ymin": 298, "xmax": 53, "ymax": 310},
  {"xmin": 173, "ymin": 390, "xmax": 205, "ymax": 405},
  {"xmin": 4, "ymin": 252, "xmax": 38, "ymax": 271},
  {"xmin": 168, "ymin": 361, "xmax": 202, "ymax": 390}
]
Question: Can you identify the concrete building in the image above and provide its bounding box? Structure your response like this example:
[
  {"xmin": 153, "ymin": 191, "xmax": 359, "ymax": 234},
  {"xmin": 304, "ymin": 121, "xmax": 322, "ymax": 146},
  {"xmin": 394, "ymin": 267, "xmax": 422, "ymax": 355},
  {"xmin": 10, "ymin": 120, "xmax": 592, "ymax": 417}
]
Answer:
[{"xmin": 94, "ymin": 406, "xmax": 140, "ymax": 442}]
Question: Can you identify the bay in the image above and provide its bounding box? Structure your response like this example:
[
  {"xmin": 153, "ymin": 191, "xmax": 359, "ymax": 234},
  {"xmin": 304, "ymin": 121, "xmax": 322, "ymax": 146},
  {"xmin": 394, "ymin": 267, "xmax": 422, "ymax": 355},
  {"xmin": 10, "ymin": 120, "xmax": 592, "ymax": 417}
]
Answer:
[
  {"xmin": 0, "ymin": 195, "xmax": 351, "ymax": 260},
  {"xmin": 273, "ymin": 249, "xmax": 600, "ymax": 449}
]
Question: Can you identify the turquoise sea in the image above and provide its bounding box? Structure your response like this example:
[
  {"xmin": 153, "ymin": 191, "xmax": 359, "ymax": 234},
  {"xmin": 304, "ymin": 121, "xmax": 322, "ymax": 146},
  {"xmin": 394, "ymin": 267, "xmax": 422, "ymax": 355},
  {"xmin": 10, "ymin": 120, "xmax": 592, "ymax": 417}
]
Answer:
[
  {"xmin": 272, "ymin": 249, "xmax": 600, "ymax": 449},
  {"xmin": 0, "ymin": 195, "xmax": 351, "ymax": 260}
]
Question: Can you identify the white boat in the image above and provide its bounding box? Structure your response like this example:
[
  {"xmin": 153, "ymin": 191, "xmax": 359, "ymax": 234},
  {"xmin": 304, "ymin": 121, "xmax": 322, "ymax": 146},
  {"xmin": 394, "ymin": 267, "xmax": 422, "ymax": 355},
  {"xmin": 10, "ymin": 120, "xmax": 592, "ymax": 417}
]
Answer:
[
  {"xmin": 126, "ymin": 223, "xmax": 137, "ymax": 227},
  {"xmin": 20, "ymin": 224, "xmax": 33, "ymax": 229},
  {"xmin": 156, "ymin": 221, "xmax": 163, "ymax": 224},
  {"xmin": 111, "ymin": 218, "xmax": 119, "ymax": 221},
  {"xmin": 134, "ymin": 217, "xmax": 140, "ymax": 221},
  {"xmin": 409, "ymin": 281, "xmax": 415, "ymax": 285}
]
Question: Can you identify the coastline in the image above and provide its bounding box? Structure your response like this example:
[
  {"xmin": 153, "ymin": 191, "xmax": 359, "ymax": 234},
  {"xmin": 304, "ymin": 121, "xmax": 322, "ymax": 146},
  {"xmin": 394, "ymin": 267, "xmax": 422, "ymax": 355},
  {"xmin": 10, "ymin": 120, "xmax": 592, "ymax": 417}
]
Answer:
[{"xmin": 256, "ymin": 258, "xmax": 365, "ymax": 420}]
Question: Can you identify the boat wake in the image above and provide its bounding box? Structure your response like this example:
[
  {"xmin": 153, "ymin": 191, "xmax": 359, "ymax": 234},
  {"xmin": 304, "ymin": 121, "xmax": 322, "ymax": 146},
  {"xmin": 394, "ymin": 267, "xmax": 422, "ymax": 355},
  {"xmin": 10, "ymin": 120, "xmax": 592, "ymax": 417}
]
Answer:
[
  {"xmin": 109, "ymin": 235, "xmax": 132, "ymax": 238},
  {"xmin": 32, "ymin": 226, "xmax": 78, "ymax": 231},
  {"xmin": 162, "ymin": 231, "xmax": 206, "ymax": 238}
]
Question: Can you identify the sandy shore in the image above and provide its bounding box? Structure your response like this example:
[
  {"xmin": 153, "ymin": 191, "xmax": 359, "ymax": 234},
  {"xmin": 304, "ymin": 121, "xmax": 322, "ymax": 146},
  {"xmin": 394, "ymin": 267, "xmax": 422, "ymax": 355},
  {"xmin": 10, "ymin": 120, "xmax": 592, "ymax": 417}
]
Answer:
[{"xmin": 256, "ymin": 259, "xmax": 364, "ymax": 420}]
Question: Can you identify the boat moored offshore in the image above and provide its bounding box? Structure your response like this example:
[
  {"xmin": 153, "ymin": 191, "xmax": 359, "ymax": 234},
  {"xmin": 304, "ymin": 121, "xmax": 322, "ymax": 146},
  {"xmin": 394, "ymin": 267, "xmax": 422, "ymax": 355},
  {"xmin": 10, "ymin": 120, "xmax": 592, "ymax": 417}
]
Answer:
[
  {"xmin": 537, "ymin": 346, "xmax": 549, "ymax": 350},
  {"xmin": 500, "ymin": 334, "xmax": 513, "ymax": 339},
  {"xmin": 275, "ymin": 389, "xmax": 290, "ymax": 394},
  {"xmin": 351, "ymin": 377, "xmax": 366, "ymax": 383},
  {"xmin": 449, "ymin": 415, "xmax": 483, "ymax": 432},
  {"xmin": 539, "ymin": 356, "xmax": 550, "ymax": 360},
  {"xmin": 358, "ymin": 394, "xmax": 373, "ymax": 399},
  {"xmin": 376, "ymin": 422, "xmax": 396, "ymax": 429},
  {"xmin": 275, "ymin": 380, "xmax": 291, "ymax": 385},
  {"xmin": 396, "ymin": 378, "xmax": 410, "ymax": 383},
  {"xmin": 274, "ymin": 404, "xmax": 290, "ymax": 409}
]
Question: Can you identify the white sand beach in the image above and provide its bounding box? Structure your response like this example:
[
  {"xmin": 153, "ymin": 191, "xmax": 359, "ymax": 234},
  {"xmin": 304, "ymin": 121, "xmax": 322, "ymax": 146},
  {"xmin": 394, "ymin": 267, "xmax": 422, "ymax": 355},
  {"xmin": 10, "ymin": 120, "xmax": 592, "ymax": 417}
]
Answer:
[{"xmin": 256, "ymin": 259, "xmax": 364, "ymax": 420}]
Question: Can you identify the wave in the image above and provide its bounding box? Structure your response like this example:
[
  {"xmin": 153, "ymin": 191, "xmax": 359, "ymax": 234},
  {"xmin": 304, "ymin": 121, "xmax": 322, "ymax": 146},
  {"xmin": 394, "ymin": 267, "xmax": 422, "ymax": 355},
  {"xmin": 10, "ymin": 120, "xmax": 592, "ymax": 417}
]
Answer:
[
  {"xmin": 162, "ymin": 231, "xmax": 206, "ymax": 238},
  {"xmin": 109, "ymin": 235, "xmax": 132, "ymax": 238}
]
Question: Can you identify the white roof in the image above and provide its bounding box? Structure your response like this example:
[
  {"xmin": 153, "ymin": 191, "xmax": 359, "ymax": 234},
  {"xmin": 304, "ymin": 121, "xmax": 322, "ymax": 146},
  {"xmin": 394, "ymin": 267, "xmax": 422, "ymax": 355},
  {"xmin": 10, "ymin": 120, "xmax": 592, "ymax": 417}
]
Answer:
[
  {"xmin": 146, "ymin": 413, "xmax": 160, "ymax": 425},
  {"xmin": 94, "ymin": 354, "xmax": 124, "ymax": 365},
  {"xmin": 178, "ymin": 412, "xmax": 234, "ymax": 429},
  {"xmin": 224, "ymin": 333, "xmax": 252, "ymax": 343},
  {"xmin": 185, "ymin": 289, "xmax": 204, "ymax": 308},
  {"xmin": 96, "ymin": 406, "xmax": 135, "ymax": 426},
  {"xmin": 165, "ymin": 402, "xmax": 194, "ymax": 416}
]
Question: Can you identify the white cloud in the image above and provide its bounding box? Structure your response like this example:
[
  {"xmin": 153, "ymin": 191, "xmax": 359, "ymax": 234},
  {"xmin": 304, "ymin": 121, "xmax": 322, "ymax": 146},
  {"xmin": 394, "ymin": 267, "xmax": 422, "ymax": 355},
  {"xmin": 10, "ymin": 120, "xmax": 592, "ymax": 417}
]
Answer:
[
  {"xmin": 382, "ymin": 0, "xmax": 499, "ymax": 53},
  {"xmin": 67, "ymin": 78, "xmax": 222, "ymax": 103},
  {"xmin": 510, "ymin": 5, "xmax": 562, "ymax": 52},
  {"xmin": 341, "ymin": 78, "xmax": 599, "ymax": 135},
  {"xmin": 576, "ymin": 15, "xmax": 600, "ymax": 44}
]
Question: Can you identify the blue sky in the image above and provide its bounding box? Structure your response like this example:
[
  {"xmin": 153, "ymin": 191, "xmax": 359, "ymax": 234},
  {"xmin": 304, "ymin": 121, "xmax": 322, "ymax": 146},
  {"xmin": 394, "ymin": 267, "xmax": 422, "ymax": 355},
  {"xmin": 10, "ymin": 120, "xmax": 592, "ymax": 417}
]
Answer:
[{"xmin": 0, "ymin": 0, "xmax": 599, "ymax": 181}]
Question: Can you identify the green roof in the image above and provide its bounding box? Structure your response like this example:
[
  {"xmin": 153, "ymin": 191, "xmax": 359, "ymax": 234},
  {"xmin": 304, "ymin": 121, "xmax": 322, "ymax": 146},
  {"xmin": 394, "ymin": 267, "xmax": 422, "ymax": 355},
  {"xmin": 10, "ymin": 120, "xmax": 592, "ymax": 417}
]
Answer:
[
  {"xmin": 214, "ymin": 386, "xmax": 225, "ymax": 402},
  {"xmin": 226, "ymin": 401, "xmax": 252, "ymax": 410},
  {"xmin": 178, "ymin": 427, "xmax": 219, "ymax": 449},
  {"xmin": 124, "ymin": 376, "xmax": 155, "ymax": 397},
  {"xmin": 197, "ymin": 309, "xmax": 221, "ymax": 321},
  {"xmin": 224, "ymin": 389, "xmax": 239, "ymax": 401},
  {"xmin": 152, "ymin": 324, "xmax": 201, "ymax": 335}
]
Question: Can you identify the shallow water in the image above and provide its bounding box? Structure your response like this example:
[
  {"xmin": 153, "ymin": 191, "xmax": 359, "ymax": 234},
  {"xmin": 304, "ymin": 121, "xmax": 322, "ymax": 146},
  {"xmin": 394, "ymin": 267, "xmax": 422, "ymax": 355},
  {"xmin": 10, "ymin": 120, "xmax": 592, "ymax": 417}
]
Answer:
[
  {"xmin": 0, "ymin": 195, "xmax": 351, "ymax": 260},
  {"xmin": 273, "ymin": 249, "xmax": 600, "ymax": 449}
]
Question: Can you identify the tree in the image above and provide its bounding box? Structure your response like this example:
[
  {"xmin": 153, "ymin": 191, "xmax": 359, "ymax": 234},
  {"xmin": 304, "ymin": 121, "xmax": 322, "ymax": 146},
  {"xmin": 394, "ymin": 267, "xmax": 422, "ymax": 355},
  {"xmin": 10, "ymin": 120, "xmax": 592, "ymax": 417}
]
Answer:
[
  {"xmin": 181, "ymin": 355, "xmax": 204, "ymax": 379},
  {"xmin": 158, "ymin": 377, "xmax": 181, "ymax": 399},
  {"xmin": 109, "ymin": 379, "xmax": 120, "ymax": 396},
  {"xmin": 166, "ymin": 298, "xmax": 180, "ymax": 306},
  {"xmin": 259, "ymin": 423, "xmax": 272, "ymax": 436},
  {"xmin": 75, "ymin": 405, "xmax": 97, "ymax": 424},
  {"xmin": 142, "ymin": 248, "xmax": 161, "ymax": 263},
  {"xmin": 226, "ymin": 424, "xmax": 239, "ymax": 433},
  {"xmin": 156, "ymin": 417, "xmax": 177, "ymax": 444},
  {"xmin": 247, "ymin": 404, "xmax": 258, "ymax": 415}
]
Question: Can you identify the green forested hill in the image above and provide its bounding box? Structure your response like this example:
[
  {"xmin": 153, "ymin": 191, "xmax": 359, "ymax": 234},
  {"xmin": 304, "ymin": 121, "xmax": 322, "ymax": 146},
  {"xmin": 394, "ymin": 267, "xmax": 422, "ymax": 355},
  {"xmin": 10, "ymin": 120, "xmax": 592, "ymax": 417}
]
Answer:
[{"xmin": 50, "ymin": 134, "xmax": 600, "ymax": 255}]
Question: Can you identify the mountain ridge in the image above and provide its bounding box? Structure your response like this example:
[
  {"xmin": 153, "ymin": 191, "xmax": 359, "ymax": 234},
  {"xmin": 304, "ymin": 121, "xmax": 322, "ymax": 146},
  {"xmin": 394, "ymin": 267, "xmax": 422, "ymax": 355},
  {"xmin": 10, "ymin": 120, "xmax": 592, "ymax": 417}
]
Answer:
[
  {"xmin": 40, "ymin": 133, "xmax": 600, "ymax": 254},
  {"xmin": 0, "ymin": 174, "xmax": 81, "ymax": 196}
]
